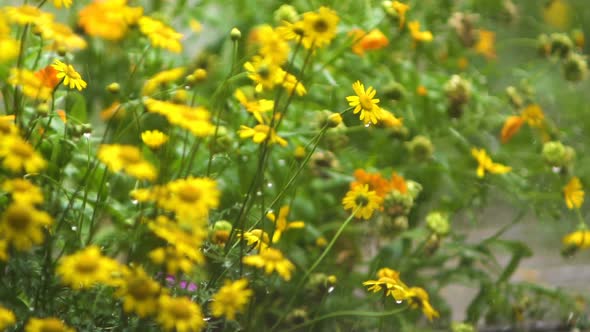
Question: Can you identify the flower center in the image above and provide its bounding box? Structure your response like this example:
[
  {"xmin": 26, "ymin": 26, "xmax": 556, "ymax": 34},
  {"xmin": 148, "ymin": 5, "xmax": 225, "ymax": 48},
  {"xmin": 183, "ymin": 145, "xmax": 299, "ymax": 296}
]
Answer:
[
  {"xmin": 11, "ymin": 141, "xmax": 33, "ymax": 158},
  {"xmin": 359, "ymin": 95, "xmax": 374, "ymax": 111},
  {"xmin": 5, "ymin": 205, "xmax": 32, "ymax": 231},
  {"xmin": 128, "ymin": 278, "xmax": 154, "ymax": 300},
  {"xmin": 313, "ymin": 19, "xmax": 329, "ymax": 33},
  {"xmin": 354, "ymin": 194, "xmax": 370, "ymax": 207},
  {"xmin": 119, "ymin": 148, "xmax": 141, "ymax": 164},
  {"xmin": 169, "ymin": 301, "xmax": 192, "ymax": 320},
  {"xmin": 75, "ymin": 259, "xmax": 99, "ymax": 274},
  {"xmin": 178, "ymin": 185, "xmax": 201, "ymax": 203},
  {"xmin": 262, "ymin": 249, "xmax": 282, "ymax": 262},
  {"xmin": 257, "ymin": 65, "xmax": 270, "ymax": 80}
]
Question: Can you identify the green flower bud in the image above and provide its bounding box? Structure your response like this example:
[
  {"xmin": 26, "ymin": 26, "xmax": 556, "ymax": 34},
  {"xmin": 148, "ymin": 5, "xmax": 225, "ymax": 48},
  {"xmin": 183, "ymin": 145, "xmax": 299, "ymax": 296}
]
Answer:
[
  {"xmin": 286, "ymin": 308, "xmax": 308, "ymax": 326},
  {"xmin": 106, "ymin": 82, "xmax": 120, "ymax": 94},
  {"xmin": 406, "ymin": 135, "xmax": 434, "ymax": 161},
  {"xmin": 391, "ymin": 215, "xmax": 409, "ymax": 231},
  {"xmin": 426, "ymin": 212, "xmax": 450, "ymax": 236},
  {"xmin": 537, "ymin": 33, "xmax": 551, "ymax": 57},
  {"xmin": 36, "ymin": 103, "xmax": 49, "ymax": 116},
  {"xmin": 542, "ymin": 141, "xmax": 567, "ymax": 166},
  {"xmin": 383, "ymin": 191, "xmax": 413, "ymax": 217},
  {"xmin": 273, "ymin": 4, "xmax": 299, "ymax": 24},
  {"xmin": 550, "ymin": 33, "xmax": 574, "ymax": 58},
  {"xmin": 406, "ymin": 180, "xmax": 423, "ymax": 199},
  {"xmin": 451, "ymin": 322, "xmax": 477, "ymax": 332},
  {"xmin": 230, "ymin": 27, "xmax": 242, "ymax": 41},
  {"xmin": 209, "ymin": 220, "xmax": 232, "ymax": 246},
  {"xmin": 444, "ymin": 75, "xmax": 471, "ymax": 118},
  {"xmin": 563, "ymin": 53, "xmax": 588, "ymax": 82}
]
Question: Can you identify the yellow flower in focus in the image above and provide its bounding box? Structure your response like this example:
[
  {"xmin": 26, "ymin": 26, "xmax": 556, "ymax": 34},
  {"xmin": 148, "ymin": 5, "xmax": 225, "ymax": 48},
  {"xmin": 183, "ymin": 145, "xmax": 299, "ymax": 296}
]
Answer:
[
  {"xmin": 521, "ymin": 104, "xmax": 545, "ymax": 128},
  {"xmin": 78, "ymin": 0, "xmax": 143, "ymax": 41},
  {"xmin": 392, "ymin": 1, "xmax": 410, "ymax": 28},
  {"xmin": 243, "ymin": 247, "xmax": 295, "ymax": 281},
  {"xmin": 543, "ymin": 0, "xmax": 570, "ymax": 29},
  {"xmin": 5, "ymin": 5, "xmax": 53, "ymax": 26},
  {"xmin": 471, "ymin": 148, "xmax": 511, "ymax": 178},
  {"xmin": 52, "ymin": 0, "xmax": 73, "ymax": 9},
  {"xmin": 240, "ymin": 229, "xmax": 270, "ymax": 251},
  {"xmin": 211, "ymin": 279, "xmax": 253, "ymax": 320},
  {"xmin": 234, "ymin": 88, "xmax": 274, "ymax": 123},
  {"xmin": 346, "ymin": 80, "xmax": 384, "ymax": 125},
  {"xmin": 138, "ymin": 16, "xmax": 183, "ymax": 53},
  {"xmin": 141, "ymin": 130, "xmax": 168, "ymax": 149},
  {"xmin": 142, "ymin": 67, "xmax": 186, "ymax": 96},
  {"xmin": 25, "ymin": 317, "xmax": 75, "ymax": 332},
  {"xmin": 8, "ymin": 68, "xmax": 53, "ymax": 100},
  {"xmin": 244, "ymin": 55, "xmax": 286, "ymax": 93},
  {"xmin": 474, "ymin": 29, "xmax": 496, "ymax": 59},
  {"xmin": 56, "ymin": 246, "xmax": 121, "ymax": 289},
  {"xmin": 267, "ymin": 205, "xmax": 305, "ymax": 243},
  {"xmin": 2, "ymin": 178, "xmax": 44, "ymax": 205},
  {"xmin": 51, "ymin": 59, "xmax": 87, "ymax": 91},
  {"xmin": 500, "ymin": 115, "xmax": 524, "ymax": 143},
  {"xmin": 97, "ymin": 144, "xmax": 158, "ymax": 181},
  {"xmin": 563, "ymin": 177, "xmax": 584, "ymax": 209},
  {"xmin": 0, "ymin": 135, "xmax": 47, "ymax": 173},
  {"xmin": 408, "ymin": 20, "xmax": 433, "ymax": 43},
  {"xmin": 363, "ymin": 267, "xmax": 408, "ymax": 299},
  {"xmin": 342, "ymin": 184, "xmax": 383, "ymax": 220},
  {"xmin": 562, "ymin": 229, "xmax": 590, "ymax": 249},
  {"xmin": 115, "ymin": 267, "xmax": 161, "ymax": 317},
  {"xmin": 0, "ymin": 305, "xmax": 16, "ymax": 330},
  {"xmin": 301, "ymin": 6, "xmax": 339, "ymax": 49},
  {"xmin": 156, "ymin": 296, "xmax": 205, "ymax": 332},
  {"xmin": 239, "ymin": 123, "xmax": 288, "ymax": 147}
]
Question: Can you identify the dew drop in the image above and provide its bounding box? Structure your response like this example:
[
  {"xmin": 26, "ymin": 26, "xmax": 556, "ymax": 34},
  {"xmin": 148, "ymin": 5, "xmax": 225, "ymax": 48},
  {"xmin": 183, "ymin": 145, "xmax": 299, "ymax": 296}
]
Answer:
[
  {"xmin": 327, "ymin": 286, "xmax": 335, "ymax": 293},
  {"xmin": 364, "ymin": 123, "xmax": 370, "ymax": 128},
  {"xmin": 83, "ymin": 133, "xmax": 91, "ymax": 139},
  {"xmin": 396, "ymin": 300, "xmax": 403, "ymax": 304},
  {"xmin": 267, "ymin": 182, "xmax": 273, "ymax": 188},
  {"xmin": 552, "ymin": 166, "xmax": 561, "ymax": 174},
  {"xmin": 131, "ymin": 199, "xmax": 138, "ymax": 205},
  {"xmin": 278, "ymin": 159, "xmax": 286, "ymax": 166},
  {"xmin": 256, "ymin": 191, "xmax": 262, "ymax": 196},
  {"xmin": 71, "ymin": 226, "xmax": 77, "ymax": 231}
]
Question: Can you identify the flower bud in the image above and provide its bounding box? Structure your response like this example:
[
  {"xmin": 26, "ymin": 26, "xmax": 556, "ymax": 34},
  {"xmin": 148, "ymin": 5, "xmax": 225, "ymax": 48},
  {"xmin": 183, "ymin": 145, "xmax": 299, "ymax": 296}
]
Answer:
[
  {"xmin": 444, "ymin": 75, "xmax": 471, "ymax": 118},
  {"xmin": 286, "ymin": 308, "xmax": 308, "ymax": 326},
  {"xmin": 209, "ymin": 220, "xmax": 233, "ymax": 246},
  {"xmin": 426, "ymin": 211, "xmax": 450, "ymax": 236},
  {"xmin": 406, "ymin": 135, "xmax": 434, "ymax": 161},
  {"xmin": 563, "ymin": 53, "xmax": 588, "ymax": 82},
  {"xmin": 406, "ymin": 180, "xmax": 423, "ymax": 199},
  {"xmin": 273, "ymin": 4, "xmax": 299, "ymax": 23},
  {"xmin": 542, "ymin": 141, "xmax": 569, "ymax": 167},
  {"xmin": 550, "ymin": 33, "xmax": 574, "ymax": 58},
  {"xmin": 294, "ymin": 145, "xmax": 306, "ymax": 161},
  {"xmin": 424, "ymin": 233, "xmax": 441, "ymax": 255},
  {"xmin": 537, "ymin": 33, "xmax": 551, "ymax": 57},
  {"xmin": 36, "ymin": 103, "xmax": 49, "ymax": 116},
  {"xmin": 391, "ymin": 215, "xmax": 409, "ymax": 231},
  {"xmin": 230, "ymin": 27, "xmax": 242, "ymax": 41},
  {"xmin": 327, "ymin": 113, "xmax": 343, "ymax": 128},
  {"xmin": 572, "ymin": 29, "xmax": 585, "ymax": 49},
  {"xmin": 106, "ymin": 82, "xmax": 120, "ymax": 94},
  {"xmin": 383, "ymin": 191, "xmax": 414, "ymax": 217},
  {"xmin": 451, "ymin": 322, "xmax": 476, "ymax": 332},
  {"xmin": 172, "ymin": 89, "xmax": 188, "ymax": 104}
]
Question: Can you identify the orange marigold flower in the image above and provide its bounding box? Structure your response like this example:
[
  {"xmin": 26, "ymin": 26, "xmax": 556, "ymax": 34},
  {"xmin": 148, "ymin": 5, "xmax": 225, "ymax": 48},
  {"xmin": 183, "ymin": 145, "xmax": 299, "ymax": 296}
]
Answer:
[{"xmin": 500, "ymin": 115, "xmax": 524, "ymax": 143}]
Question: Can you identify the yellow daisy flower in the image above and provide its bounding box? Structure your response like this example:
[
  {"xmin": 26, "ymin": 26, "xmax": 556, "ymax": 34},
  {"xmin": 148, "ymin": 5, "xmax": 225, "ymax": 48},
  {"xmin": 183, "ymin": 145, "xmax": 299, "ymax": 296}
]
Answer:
[
  {"xmin": 363, "ymin": 267, "xmax": 408, "ymax": 299},
  {"xmin": 1, "ymin": 178, "xmax": 44, "ymax": 205},
  {"xmin": 471, "ymin": 148, "xmax": 511, "ymax": 178},
  {"xmin": 51, "ymin": 59, "xmax": 87, "ymax": 91},
  {"xmin": 408, "ymin": 20, "xmax": 433, "ymax": 43},
  {"xmin": 210, "ymin": 279, "xmax": 253, "ymax": 320},
  {"xmin": 5, "ymin": 5, "xmax": 53, "ymax": 26},
  {"xmin": 240, "ymin": 229, "xmax": 271, "ymax": 251},
  {"xmin": 392, "ymin": 1, "xmax": 410, "ymax": 28},
  {"xmin": 148, "ymin": 215, "xmax": 206, "ymax": 266},
  {"xmin": 37, "ymin": 21, "xmax": 87, "ymax": 52},
  {"xmin": 474, "ymin": 29, "xmax": 496, "ymax": 59},
  {"xmin": 563, "ymin": 177, "xmax": 584, "ymax": 209},
  {"xmin": 256, "ymin": 24, "xmax": 291, "ymax": 66},
  {"xmin": 138, "ymin": 16, "xmax": 183, "ymax": 53},
  {"xmin": 244, "ymin": 55, "xmax": 286, "ymax": 93},
  {"xmin": 281, "ymin": 72, "xmax": 307, "ymax": 96},
  {"xmin": 142, "ymin": 67, "xmax": 186, "ymax": 96},
  {"xmin": 52, "ymin": 0, "xmax": 73, "ymax": 9},
  {"xmin": 156, "ymin": 296, "xmax": 205, "ymax": 332},
  {"xmin": 8, "ymin": 68, "xmax": 53, "ymax": 101},
  {"xmin": 266, "ymin": 205, "xmax": 305, "ymax": 243},
  {"xmin": 238, "ymin": 123, "xmax": 288, "ymax": 147},
  {"xmin": 403, "ymin": 287, "xmax": 440, "ymax": 321},
  {"xmin": 342, "ymin": 184, "xmax": 383, "ymax": 220},
  {"xmin": 346, "ymin": 80, "xmax": 384, "ymax": 125},
  {"xmin": 0, "ymin": 305, "xmax": 16, "ymax": 331},
  {"xmin": 141, "ymin": 130, "xmax": 168, "ymax": 149},
  {"xmin": 25, "ymin": 317, "xmax": 75, "ymax": 332},
  {"xmin": 0, "ymin": 135, "xmax": 46, "ymax": 174},
  {"xmin": 562, "ymin": 229, "xmax": 590, "ymax": 249},
  {"xmin": 78, "ymin": 0, "xmax": 143, "ymax": 41},
  {"xmin": 301, "ymin": 7, "xmax": 339, "ymax": 49},
  {"xmin": 149, "ymin": 246, "xmax": 195, "ymax": 275},
  {"xmin": 0, "ymin": 38, "xmax": 20, "ymax": 63},
  {"xmin": 234, "ymin": 88, "xmax": 274, "ymax": 123},
  {"xmin": 0, "ymin": 201, "xmax": 52, "ymax": 251},
  {"xmin": 243, "ymin": 247, "xmax": 295, "ymax": 281},
  {"xmin": 97, "ymin": 144, "xmax": 158, "ymax": 181},
  {"xmin": 115, "ymin": 267, "xmax": 161, "ymax": 317},
  {"xmin": 521, "ymin": 104, "xmax": 545, "ymax": 128},
  {"xmin": 143, "ymin": 98, "xmax": 214, "ymax": 137},
  {"xmin": 56, "ymin": 246, "xmax": 122, "ymax": 289},
  {"xmin": 158, "ymin": 177, "xmax": 220, "ymax": 222}
]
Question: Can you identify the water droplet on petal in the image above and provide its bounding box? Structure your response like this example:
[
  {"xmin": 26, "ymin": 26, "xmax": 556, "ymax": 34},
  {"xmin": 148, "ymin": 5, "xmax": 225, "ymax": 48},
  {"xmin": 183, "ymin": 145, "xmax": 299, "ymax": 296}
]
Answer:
[
  {"xmin": 131, "ymin": 199, "xmax": 138, "ymax": 205},
  {"xmin": 552, "ymin": 166, "xmax": 561, "ymax": 174},
  {"xmin": 364, "ymin": 123, "xmax": 370, "ymax": 128},
  {"xmin": 327, "ymin": 286, "xmax": 335, "ymax": 293},
  {"xmin": 396, "ymin": 300, "xmax": 403, "ymax": 304}
]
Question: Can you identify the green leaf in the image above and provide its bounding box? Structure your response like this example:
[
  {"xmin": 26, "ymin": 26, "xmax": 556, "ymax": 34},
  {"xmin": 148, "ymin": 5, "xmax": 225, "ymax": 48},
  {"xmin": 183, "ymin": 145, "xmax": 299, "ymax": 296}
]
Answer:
[{"xmin": 66, "ymin": 92, "xmax": 87, "ymax": 123}]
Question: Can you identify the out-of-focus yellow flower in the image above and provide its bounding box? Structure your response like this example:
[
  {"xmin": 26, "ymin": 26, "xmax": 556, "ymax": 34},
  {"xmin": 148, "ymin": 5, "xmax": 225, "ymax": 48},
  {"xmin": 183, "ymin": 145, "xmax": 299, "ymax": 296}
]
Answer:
[
  {"xmin": 25, "ymin": 317, "xmax": 75, "ymax": 332},
  {"xmin": 0, "ymin": 135, "xmax": 47, "ymax": 173},
  {"xmin": 563, "ymin": 177, "xmax": 584, "ymax": 209},
  {"xmin": 143, "ymin": 98, "xmax": 214, "ymax": 137},
  {"xmin": 0, "ymin": 202, "xmax": 52, "ymax": 251},
  {"xmin": 474, "ymin": 29, "xmax": 496, "ymax": 59},
  {"xmin": 115, "ymin": 267, "xmax": 160, "ymax": 318},
  {"xmin": 471, "ymin": 148, "xmax": 511, "ymax": 178},
  {"xmin": 142, "ymin": 67, "xmax": 186, "ymax": 96},
  {"xmin": 300, "ymin": 6, "xmax": 339, "ymax": 49},
  {"xmin": 521, "ymin": 104, "xmax": 545, "ymax": 127},
  {"xmin": 350, "ymin": 29, "xmax": 389, "ymax": 56},
  {"xmin": 57, "ymin": 246, "xmax": 122, "ymax": 289},
  {"xmin": 562, "ymin": 229, "xmax": 590, "ymax": 249},
  {"xmin": 0, "ymin": 38, "xmax": 19, "ymax": 63},
  {"xmin": 211, "ymin": 279, "xmax": 253, "ymax": 320},
  {"xmin": 255, "ymin": 24, "xmax": 290, "ymax": 66},
  {"xmin": 100, "ymin": 101, "xmax": 125, "ymax": 121},
  {"xmin": 51, "ymin": 59, "xmax": 87, "ymax": 91},
  {"xmin": 267, "ymin": 205, "xmax": 305, "ymax": 243},
  {"xmin": 8, "ymin": 68, "xmax": 53, "ymax": 101},
  {"xmin": 138, "ymin": 16, "xmax": 183, "ymax": 53},
  {"xmin": 52, "ymin": 0, "xmax": 73, "ymax": 9},
  {"xmin": 234, "ymin": 88, "xmax": 274, "ymax": 123},
  {"xmin": 97, "ymin": 144, "xmax": 157, "ymax": 181},
  {"xmin": 189, "ymin": 19, "xmax": 202, "ymax": 33},
  {"xmin": 141, "ymin": 130, "xmax": 168, "ymax": 149},
  {"xmin": 408, "ymin": 20, "xmax": 433, "ymax": 43},
  {"xmin": 37, "ymin": 21, "xmax": 87, "ymax": 52},
  {"xmin": 156, "ymin": 296, "xmax": 204, "ymax": 332},
  {"xmin": 500, "ymin": 115, "xmax": 524, "ymax": 143},
  {"xmin": 243, "ymin": 247, "xmax": 295, "ymax": 281},
  {"xmin": 0, "ymin": 305, "xmax": 16, "ymax": 330},
  {"xmin": 392, "ymin": 1, "xmax": 410, "ymax": 28},
  {"xmin": 5, "ymin": 5, "xmax": 53, "ymax": 26},
  {"xmin": 416, "ymin": 85, "xmax": 428, "ymax": 96},
  {"xmin": 543, "ymin": 0, "xmax": 570, "ymax": 29},
  {"xmin": 78, "ymin": 0, "xmax": 143, "ymax": 41}
]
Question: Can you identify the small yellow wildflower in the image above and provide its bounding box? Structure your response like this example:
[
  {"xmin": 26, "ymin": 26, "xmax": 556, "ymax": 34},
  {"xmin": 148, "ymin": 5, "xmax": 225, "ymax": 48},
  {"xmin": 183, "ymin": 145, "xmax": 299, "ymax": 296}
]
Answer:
[
  {"xmin": 141, "ymin": 130, "xmax": 169, "ymax": 149},
  {"xmin": 500, "ymin": 115, "xmax": 525, "ymax": 143},
  {"xmin": 138, "ymin": 16, "xmax": 183, "ymax": 53},
  {"xmin": 56, "ymin": 246, "xmax": 122, "ymax": 289},
  {"xmin": 281, "ymin": 72, "xmax": 307, "ymax": 96},
  {"xmin": 244, "ymin": 55, "xmax": 286, "ymax": 93},
  {"xmin": 243, "ymin": 247, "xmax": 295, "ymax": 281},
  {"xmin": 115, "ymin": 267, "xmax": 161, "ymax": 317},
  {"xmin": 392, "ymin": 1, "xmax": 410, "ymax": 28},
  {"xmin": 363, "ymin": 267, "xmax": 408, "ymax": 299},
  {"xmin": 234, "ymin": 88, "xmax": 274, "ymax": 123},
  {"xmin": 51, "ymin": 59, "xmax": 87, "ymax": 91},
  {"xmin": 256, "ymin": 25, "xmax": 291, "ymax": 66},
  {"xmin": 408, "ymin": 20, "xmax": 433, "ymax": 43},
  {"xmin": 25, "ymin": 317, "xmax": 75, "ymax": 332},
  {"xmin": 471, "ymin": 148, "xmax": 511, "ymax": 178},
  {"xmin": 142, "ymin": 67, "xmax": 186, "ymax": 96},
  {"xmin": 143, "ymin": 98, "xmax": 214, "ymax": 137},
  {"xmin": 157, "ymin": 177, "xmax": 220, "ymax": 222},
  {"xmin": 239, "ymin": 123, "xmax": 288, "ymax": 147},
  {"xmin": 342, "ymin": 184, "xmax": 383, "ymax": 220},
  {"xmin": 149, "ymin": 246, "xmax": 194, "ymax": 275},
  {"xmin": 2, "ymin": 178, "xmax": 44, "ymax": 205},
  {"xmin": 156, "ymin": 296, "xmax": 205, "ymax": 332},
  {"xmin": 8, "ymin": 68, "xmax": 53, "ymax": 100},
  {"xmin": 543, "ymin": 0, "xmax": 570, "ymax": 29},
  {"xmin": 0, "ymin": 305, "xmax": 16, "ymax": 330},
  {"xmin": 346, "ymin": 80, "xmax": 384, "ymax": 125},
  {"xmin": 301, "ymin": 7, "xmax": 339, "ymax": 49},
  {"xmin": 0, "ymin": 135, "xmax": 47, "ymax": 173},
  {"xmin": 52, "ymin": 0, "xmax": 73, "ymax": 9},
  {"xmin": 98, "ymin": 144, "xmax": 157, "ymax": 181},
  {"xmin": 474, "ymin": 29, "xmax": 496, "ymax": 59},
  {"xmin": 562, "ymin": 229, "xmax": 590, "ymax": 249},
  {"xmin": 148, "ymin": 215, "xmax": 206, "ymax": 266},
  {"xmin": 210, "ymin": 279, "xmax": 253, "ymax": 320},
  {"xmin": 563, "ymin": 177, "xmax": 584, "ymax": 209},
  {"xmin": 78, "ymin": 0, "xmax": 143, "ymax": 41},
  {"xmin": 521, "ymin": 104, "xmax": 545, "ymax": 128},
  {"xmin": 5, "ymin": 5, "xmax": 53, "ymax": 26},
  {"xmin": 267, "ymin": 205, "xmax": 305, "ymax": 243},
  {"xmin": 0, "ymin": 38, "xmax": 20, "ymax": 63},
  {"xmin": 240, "ymin": 229, "xmax": 271, "ymax": 251}
]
